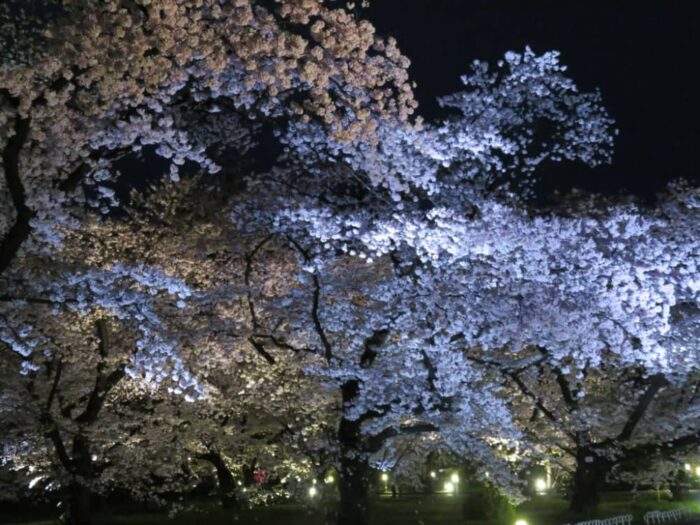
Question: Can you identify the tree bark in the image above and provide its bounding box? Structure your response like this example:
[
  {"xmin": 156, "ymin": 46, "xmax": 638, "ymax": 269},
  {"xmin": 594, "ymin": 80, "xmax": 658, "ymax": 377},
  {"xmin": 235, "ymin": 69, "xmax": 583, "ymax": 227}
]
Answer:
[
  {"xmin": 0, "ymin": 103, "xmax": 32, "ymax": 276},
  {"xmin": 65, "ymin": 480, "xmax": 93, "ymax": 525},
  {"xmin": 569, "ymin": 449, "xmax": 609, "ymax": 514},
  {"xmin": 336, "ymin": 377, "xmax": 372, "ymax": 525},
  {"xmin": 337, "ymin": 449, "xmax": 370, "ymax": 525},
  {"xmin": 65, "ymin": 435, "xmax": 94, "ymax": 525},
  {"xmin": 200, "ymin": 451, "xmax": 238, "ymax": 509}
]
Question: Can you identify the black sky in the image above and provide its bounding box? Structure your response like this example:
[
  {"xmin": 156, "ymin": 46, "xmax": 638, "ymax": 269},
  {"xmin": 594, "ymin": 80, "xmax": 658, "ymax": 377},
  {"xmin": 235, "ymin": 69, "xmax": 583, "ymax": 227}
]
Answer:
[{"xmin": 367, "ymin": 0, "xmax": 700, "ymax": 197}]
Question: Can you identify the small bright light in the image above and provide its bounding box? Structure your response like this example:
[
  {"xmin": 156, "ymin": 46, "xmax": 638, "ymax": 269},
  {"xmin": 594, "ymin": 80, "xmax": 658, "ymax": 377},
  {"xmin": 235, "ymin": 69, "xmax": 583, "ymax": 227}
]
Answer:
[
  {"xmin": 444, "ymin": 481, "xmax": 455, "ymax": 493},
  {"xmin": 28, "ymin": 476, "xmax": 43, "ymax": 489},
  {"xmin": 515, "ymin": 519, "xmax": 528, "ymax": 525},
  {"xmin": 91, "ymin": 454, "xmax": 98, "ymax": 461},
  {"xmin": 237, "ymin": 481, "xmax": 243, "ymax": 486},
  {"xmin": 535, "ymin": 478, "xmax": 547, "ymax": 492},
  {"xmin": 312, "ymin": 479, "xmax": 317, "ymax": 485},
  {"xmin": 325, "ymin": 475, "xmax": 334, "ymax": 484},
  {"xmin": 484, "ymin": 471, "xmax": 490, "ymax": 478},
  {"xmin": 381, "ymin": 473, "xmax": 389, "ymax": 482},
  {"xmin": 684, "ymin": 463, "xmax": 691, "ymax": 471},
  {"xmin": 430, "ymin": 471, "xmax": 436, "ymax": 479},
  {"xmin": 450, "ymin": 473, "xmax": 459, "ymax": 483},
  {"xmin": 696, "ymin": 466, "xmax": 700, "ymax": 477},
  {"xmin": 308, "ymin": 486, "xmax": 317, "ymax": 497}
]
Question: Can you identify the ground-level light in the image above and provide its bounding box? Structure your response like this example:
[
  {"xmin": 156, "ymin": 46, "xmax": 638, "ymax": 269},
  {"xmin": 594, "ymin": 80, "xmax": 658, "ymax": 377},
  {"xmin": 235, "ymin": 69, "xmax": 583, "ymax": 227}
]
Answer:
[
  {"xmin": 444, "ymin": 481, "xmax": 455, "ymax": 494},
  {"xmin": 515, "ymin": 519, "xmax": 528, "ymax": 525}
]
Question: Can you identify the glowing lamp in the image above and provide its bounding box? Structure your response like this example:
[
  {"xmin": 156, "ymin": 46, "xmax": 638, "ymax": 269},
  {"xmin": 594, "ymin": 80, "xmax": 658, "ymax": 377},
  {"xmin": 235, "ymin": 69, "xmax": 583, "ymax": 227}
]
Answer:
[
  {"xmin": 444, "ymin": 481, "xmax": 455, "ymax": 493},
  {"xmin": 451, "ymin": 472, "xmax": 460, "ymax": 483},
  {"xmin": 535, "ymin": 478, "xmax": 547, "ymax": 492},
  {"xmin": 515, "ymin": 520, "xmax": 528, "ymax": 525},
  {"xmin": 308, "ymin": 486, "xmax": 317, "ymax": 497},
  {"xmin": 381, "ymin": 473, "xmax": 389, "ymax": 482}
]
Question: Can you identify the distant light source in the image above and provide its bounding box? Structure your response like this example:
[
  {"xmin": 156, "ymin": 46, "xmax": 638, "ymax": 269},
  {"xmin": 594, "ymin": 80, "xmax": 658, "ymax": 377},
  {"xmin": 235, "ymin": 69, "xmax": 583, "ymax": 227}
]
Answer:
[
  {"xmin": 308, "ymin": 486, "xmax": 318, "ymax": 498},
  {"xmin": 28, "ymin": 476, "xmax": 44, "ymax": 489},
  {"xmin": 696, "ymin": 466, "xmax": 700, "ymax": 477},
  {"xmin": 430, "ymin": 471, "xmax": 436, "ymax": 479},
  {"xmin": 444, "ymin": 481, "xmax": 455, "ymax": 494},
  {"xmin": 535, "ymin": 478, "xmax": 547, "ymax": 492},
  {"xmin": 515, "ymin": 519, "xmax": 528, "ymax": 525},
  {"xmin": 684, "ymin": 463, "xmax": 691, "ymax": 472},
  {"xmin": 381, "ymin": 473, "xmax": 389, "ymax": 482},
  {"xmin": 451, "ymin": 473, "xmax": 460, "ymax": 484},
  {"xmin": 325, "ymin": 475, "xmax": 334, "ymax": 484}
]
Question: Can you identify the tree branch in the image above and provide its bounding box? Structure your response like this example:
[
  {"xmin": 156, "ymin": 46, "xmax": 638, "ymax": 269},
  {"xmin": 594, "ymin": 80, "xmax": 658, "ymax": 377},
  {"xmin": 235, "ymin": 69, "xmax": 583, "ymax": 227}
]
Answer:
[{"xmin": 0, "ymin": 92, "xmax": 32, "ymax": 275}]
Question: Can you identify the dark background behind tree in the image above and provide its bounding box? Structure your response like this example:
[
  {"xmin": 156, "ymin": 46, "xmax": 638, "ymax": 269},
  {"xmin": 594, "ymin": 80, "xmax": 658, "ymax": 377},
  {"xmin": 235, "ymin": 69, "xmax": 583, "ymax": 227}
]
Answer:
[{"xmin": 368, "ymin": 0, "xmax": 700, "ymax": 199}]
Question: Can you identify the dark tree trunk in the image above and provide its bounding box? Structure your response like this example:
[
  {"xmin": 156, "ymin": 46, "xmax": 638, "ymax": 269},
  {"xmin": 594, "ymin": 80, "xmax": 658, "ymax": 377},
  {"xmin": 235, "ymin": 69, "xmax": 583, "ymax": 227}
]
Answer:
[
  {"xmin": 209, "ymin": 452, "xmax": 238, "ymax": 509},
  {"xmin": 65, "ymin": 481, "xmax": 93, "ymax": 525},
  {"xmin": 337, "ymin": 451, "xmax": 370, "ymax": 525},
  {"xmin": 670, "ymin": 471, "xmax": 688, "ymax": 501},
  {"xmin": 65, "ymin": 435, "xmax": 94, "ymax": 525},
  {"xmin": 337, "ymin": 380, "xmax": 371, "ymax": 525},
  {"xmin": 569, "ymin": 449, "xmax": 609, "ymax": 514}
]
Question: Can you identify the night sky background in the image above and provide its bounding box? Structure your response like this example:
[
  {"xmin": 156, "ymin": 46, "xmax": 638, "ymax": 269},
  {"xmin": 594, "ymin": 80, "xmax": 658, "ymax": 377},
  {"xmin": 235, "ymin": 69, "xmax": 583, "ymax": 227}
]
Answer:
[{"xmin": 367, "ymin": 0, "xmax": 700, "ymax": 199}]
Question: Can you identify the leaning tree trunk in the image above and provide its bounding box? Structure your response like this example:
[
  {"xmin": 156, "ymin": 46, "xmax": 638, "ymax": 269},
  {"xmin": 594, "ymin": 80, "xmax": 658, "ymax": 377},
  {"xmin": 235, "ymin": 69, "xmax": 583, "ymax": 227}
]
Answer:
[
  {"xmin": 198, "ymin": 451, "xmax": 238, "ymax": 509},
  {"xmin": 337, "ymin": 416, "xmax": 371, "ymax": 525},
  {"xmin": 569, "ymin": 449, "xmax": 610, "ymax": 514},
  {"xmin": 211, "ymin": 453, "xmax": 238, "ymax": 509}
]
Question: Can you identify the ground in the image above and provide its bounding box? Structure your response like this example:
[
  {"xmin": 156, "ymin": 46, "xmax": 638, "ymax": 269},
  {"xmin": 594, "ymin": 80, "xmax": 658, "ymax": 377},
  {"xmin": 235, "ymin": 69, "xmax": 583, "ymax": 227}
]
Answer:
[{"xmin": 3, "ymin": 492, "xmax": 700, "ymax": 525}]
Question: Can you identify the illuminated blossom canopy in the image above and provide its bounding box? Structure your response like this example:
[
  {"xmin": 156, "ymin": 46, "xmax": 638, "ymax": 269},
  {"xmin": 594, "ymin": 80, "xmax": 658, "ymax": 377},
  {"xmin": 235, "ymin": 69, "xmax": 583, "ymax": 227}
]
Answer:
[{"xmin": 1, "ymin": 3, "xmax": 699, "ymax": 525}]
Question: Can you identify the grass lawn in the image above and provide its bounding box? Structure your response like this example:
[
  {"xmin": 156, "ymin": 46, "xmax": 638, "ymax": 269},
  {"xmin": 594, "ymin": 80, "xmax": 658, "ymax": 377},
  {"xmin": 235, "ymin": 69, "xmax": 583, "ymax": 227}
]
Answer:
[{"xmin": 4, "ymin": 492, "xmax": 700, "ymax": 525}]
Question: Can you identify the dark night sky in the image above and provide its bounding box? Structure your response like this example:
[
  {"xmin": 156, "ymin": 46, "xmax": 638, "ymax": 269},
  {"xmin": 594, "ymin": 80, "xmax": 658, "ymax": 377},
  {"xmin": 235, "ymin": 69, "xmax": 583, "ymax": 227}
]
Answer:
[{"xmin": 367, "ymin": 0, "xmax": 700, "ymax": 197}]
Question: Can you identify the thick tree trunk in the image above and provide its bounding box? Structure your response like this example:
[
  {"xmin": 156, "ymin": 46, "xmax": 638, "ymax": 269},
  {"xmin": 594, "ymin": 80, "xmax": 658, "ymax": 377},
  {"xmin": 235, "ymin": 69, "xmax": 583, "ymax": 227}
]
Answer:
[
  {"xmin": 65, "ymin": 435, "xmax": 94, "ymax": 525},
  {"xmin": 569, "ymin": 450, "xmax": 609, "ymax": 514},
  {"xmin": 337, "ymin": 452, "xmax": 370, "ymax": 525},
  {"xmin": 337, "ymin": 387, "xmax": 371, "ymax": 525},
  {"xmin": 65, "ymin": 481, "xmax": 93, "ymax": 525}
]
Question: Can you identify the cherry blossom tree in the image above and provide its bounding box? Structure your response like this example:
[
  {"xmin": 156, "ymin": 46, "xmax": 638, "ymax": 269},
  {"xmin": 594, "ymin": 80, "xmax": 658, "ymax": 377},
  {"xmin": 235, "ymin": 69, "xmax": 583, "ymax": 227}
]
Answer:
[
  {"xmin": 5, "ymin": 8, "xmax": 698, "ymax": 524},
  {"xmin": 474, "ymin": 346, "xmax": 700, "ymax": 512},
  {"xmin": 0, "ymin": 0, "xmax": 415, "ymax": 276}
]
